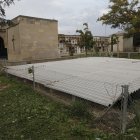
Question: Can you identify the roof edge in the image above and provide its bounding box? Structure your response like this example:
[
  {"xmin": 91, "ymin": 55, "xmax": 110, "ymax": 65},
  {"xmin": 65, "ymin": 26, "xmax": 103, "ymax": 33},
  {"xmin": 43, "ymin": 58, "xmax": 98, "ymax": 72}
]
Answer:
[{"xmin": 12, "ymin": 15, "xmax": 58, "ymax": 22}]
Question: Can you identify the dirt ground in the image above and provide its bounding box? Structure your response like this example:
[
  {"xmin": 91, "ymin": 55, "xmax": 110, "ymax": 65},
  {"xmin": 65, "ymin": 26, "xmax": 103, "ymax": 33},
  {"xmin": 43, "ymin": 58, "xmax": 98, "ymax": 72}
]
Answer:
[{"xmin": 0, "ymin": 84, "xmax": 9, "ymax": 91}]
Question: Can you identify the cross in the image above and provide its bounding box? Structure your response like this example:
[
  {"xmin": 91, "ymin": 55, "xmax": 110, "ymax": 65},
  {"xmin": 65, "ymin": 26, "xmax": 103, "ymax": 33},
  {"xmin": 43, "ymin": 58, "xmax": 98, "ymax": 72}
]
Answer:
[{"xmin": 12, "ymin": 35, "xmax": 15, "ymax": 51}]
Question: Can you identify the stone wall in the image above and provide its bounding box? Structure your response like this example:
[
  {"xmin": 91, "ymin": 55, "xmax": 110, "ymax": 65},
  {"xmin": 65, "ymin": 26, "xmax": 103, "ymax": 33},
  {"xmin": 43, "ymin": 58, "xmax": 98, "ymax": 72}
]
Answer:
[
  {"xmin": 7, "ymin": 15, "xmax": 60, "ymax": 62},
  {"xmin": 123, "ymin": 37, "xmax": 133, "ymax": 52},
  {"xmin": 7, "ymin": 24, "xmax": 21, "ymax": 61},
  {"xmin": 109, "ymin": 35, "xmax": 134, "ymax": 53},
  {"xmin": 18, "ymin": 17, "xmax": 59, "ymax": 61}
]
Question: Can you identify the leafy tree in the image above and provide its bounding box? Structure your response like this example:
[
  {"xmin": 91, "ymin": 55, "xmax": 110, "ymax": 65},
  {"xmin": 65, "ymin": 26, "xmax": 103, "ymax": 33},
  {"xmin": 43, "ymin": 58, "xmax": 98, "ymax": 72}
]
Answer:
[
  {"xmin": 98, "ymin": 0, "xmax": 140, "ymax": 36},
  {"xmin": 111, "ymin": 34, "xmax": 119, "ymax": 52},
  {"xmin": 76, "ymin": 23, "xmax": 94, "ymax": 56}
]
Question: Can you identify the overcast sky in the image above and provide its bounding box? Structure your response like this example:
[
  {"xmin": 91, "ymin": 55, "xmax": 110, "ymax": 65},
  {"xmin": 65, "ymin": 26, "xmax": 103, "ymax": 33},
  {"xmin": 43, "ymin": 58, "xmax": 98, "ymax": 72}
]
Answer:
[{"xmin": 5, "ymin": 0, "xmax": 121, "ymax": 36}]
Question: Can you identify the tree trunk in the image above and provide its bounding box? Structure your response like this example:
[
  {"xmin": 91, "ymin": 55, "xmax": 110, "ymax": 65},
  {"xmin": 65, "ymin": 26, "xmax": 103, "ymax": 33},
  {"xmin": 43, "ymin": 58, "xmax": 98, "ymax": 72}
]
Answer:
[{"xmin": 85, "ymin": 48, "xmax": 87, "ymax": 57}]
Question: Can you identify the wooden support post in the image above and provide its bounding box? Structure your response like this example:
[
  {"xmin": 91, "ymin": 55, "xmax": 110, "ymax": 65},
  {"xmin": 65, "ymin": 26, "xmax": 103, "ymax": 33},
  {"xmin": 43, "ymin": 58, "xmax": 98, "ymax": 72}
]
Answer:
[
  {"xmin": 50, "ymin": 88, "xmax": 53, "ymax": 94},
  {"xmin": 117, "ymin": 52, "xmax": 120, "ymax": 58},
  {"xmin": 99, "ymin": 52, "xmax": 101, "ymax": 57},
  {"xmin": 4, "ymin": 59, "xmax": 8, "ymax": 77},
  {"xmin": 72, "ymin": 95, "xmax": 76, "ymax": 102},
  {"xmin": 121, "ymin": 85, "xmax": 129, "ymax": 134},
  {"xmin": 32, "ymin": 66, "xmax": 35, "ymax": 90},
  {"xmin": 128, "ymin": 52, "xmax": 131, "ymax": 59}
]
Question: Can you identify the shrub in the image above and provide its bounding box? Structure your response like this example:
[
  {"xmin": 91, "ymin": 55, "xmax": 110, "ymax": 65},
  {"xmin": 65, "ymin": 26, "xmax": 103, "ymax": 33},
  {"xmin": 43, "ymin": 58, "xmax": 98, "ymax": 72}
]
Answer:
[
  {"xmin": 69, "ymin": 101, "xmax": 92, "ymax": 119},
  {"xmin": 70, "ymin": 124, "xmax": 87, "ymax": 136}
]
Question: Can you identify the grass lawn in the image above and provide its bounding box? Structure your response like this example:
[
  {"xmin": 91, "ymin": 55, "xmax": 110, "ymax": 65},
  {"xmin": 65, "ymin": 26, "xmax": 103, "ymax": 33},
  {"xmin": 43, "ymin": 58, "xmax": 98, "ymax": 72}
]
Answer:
[
  {"xmin": 0, "ymin": 75, "xmax": 101, "ymax": 140},
  {"xmin": 0, "ymin": 74, "xmax": 140, "ymax": 140}
]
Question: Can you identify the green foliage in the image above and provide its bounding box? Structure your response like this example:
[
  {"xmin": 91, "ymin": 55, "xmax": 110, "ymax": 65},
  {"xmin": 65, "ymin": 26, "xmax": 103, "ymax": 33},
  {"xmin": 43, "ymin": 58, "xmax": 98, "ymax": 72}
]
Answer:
[
  {"xmin": 98, "ymin": 0, "xmax": 140, "ymax": 36},
  {"xmin": 0, "ymin": 64, "xmax": 4, "ymax": 75},
  {"xmin": 113, "ymin": 101, "xmax": 140, "ymax": 140},
  {"xmin": 133, "ymin": 107, "xmax": 140, "ymax": 129},
  {"xmin": 111, "ymin": 34, "xmax": 118, "ymax": 45},
  {"xmin": 70, "ymin": 123, "xmax": 88, "ymax": 136},
  {"xmin": 110, "ymin": 34, "xmax": 119, "ymax": 52},
  {"xmin": 76, "ymin": 23, "xmax": 95, "ymax": 56},
  {"xmin": 69, "ymin": 101, "xmax": 92, "ymax": 120},
  {"xmin": 0, "ymin": 75, "xmax": 67, "ymax": 139},
  {"xmin": 126, "ymin": 102, "xmax": 140, "ymax": 140},
  {"xmin": 1, "ymin": 75, "xmax": 140, "ymax": 140},
  {"xmin": 28, "ymin": 67, "xmax": 33, "ymax": 74},
  {"xmin": 0, "ymin": 75, "xmax": 93, "ymax": 139}
]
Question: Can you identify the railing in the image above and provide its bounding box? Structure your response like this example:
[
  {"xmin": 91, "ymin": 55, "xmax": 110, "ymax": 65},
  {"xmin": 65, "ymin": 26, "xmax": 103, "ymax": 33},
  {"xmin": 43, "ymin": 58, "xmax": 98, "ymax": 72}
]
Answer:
[
  {"xmin": 60, "ymin": 51, "xmax": 140, "ymax": 59},
  {"xmin": 66, "ymin": 52, "xmax": 140, "ymax": 59},
  {"xmin": 99, "ymin": 52, "xmax": 140, "ymax": 59}
]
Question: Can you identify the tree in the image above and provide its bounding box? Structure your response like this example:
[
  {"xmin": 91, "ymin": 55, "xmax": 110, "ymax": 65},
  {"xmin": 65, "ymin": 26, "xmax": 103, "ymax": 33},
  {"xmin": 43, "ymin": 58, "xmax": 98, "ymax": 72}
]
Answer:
[
  {"xmin": 76, "ymin": 23, "xmax": 94, "ymax": 56},
  {"xmin": 0, "ymin": 0, "xmax": 17, "ymax": 26},
  {"xmin": 0, "ymin": 0, "xmax": 16, "ymax": 17},
  {"xmin": 110, "ymin": 34, "xmax": 119, "ymax": 52},
  {"xmin": 98, "ymin": 0, "xmax": 140, "ymax": 36}
]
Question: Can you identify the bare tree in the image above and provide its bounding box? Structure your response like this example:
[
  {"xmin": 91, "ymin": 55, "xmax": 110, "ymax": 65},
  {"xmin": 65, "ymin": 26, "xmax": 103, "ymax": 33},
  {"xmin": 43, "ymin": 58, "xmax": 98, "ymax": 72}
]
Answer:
[
  {"xmin": 0, "ymin": 0, "xmax": 17, "ymax": 16},
  {"xmin": 0, "ymin": 0, "xmax": 18, "ymax": 26}
]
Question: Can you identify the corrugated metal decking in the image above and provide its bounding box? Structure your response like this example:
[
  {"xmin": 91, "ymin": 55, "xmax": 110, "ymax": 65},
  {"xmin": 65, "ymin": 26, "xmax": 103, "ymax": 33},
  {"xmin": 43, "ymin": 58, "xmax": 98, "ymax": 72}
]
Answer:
[{"xmin": 7, "ymin": 57, "xmax": 140, "ymax": 106}]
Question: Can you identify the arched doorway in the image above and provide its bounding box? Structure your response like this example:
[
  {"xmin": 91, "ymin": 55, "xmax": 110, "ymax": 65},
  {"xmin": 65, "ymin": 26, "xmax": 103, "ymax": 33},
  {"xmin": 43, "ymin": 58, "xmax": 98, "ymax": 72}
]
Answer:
[{"xmin": 0, "ymin": 37, "xmax": 7, "ymax": 59}]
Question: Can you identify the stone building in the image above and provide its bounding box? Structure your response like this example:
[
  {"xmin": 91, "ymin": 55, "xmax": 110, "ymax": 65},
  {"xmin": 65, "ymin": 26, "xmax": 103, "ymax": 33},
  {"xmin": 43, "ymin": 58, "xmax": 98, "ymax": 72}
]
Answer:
[
  {"xmin": 93, "ymin": 36, "xmax": 110, "ymax": 52},
  {"xmin": 0, "ymin": 15, "xmax": 60, "ymax": 62},
  {"xmin": 109, "ymin": 32, "xmax": 133, "ymax": 53},
  {"xmin": 109, "ymin": 32, "xmax": 140, "ymax": 53},
  {"xmin": 58, "ymin": 34, "xmax": 85, "ymax": 56},
  {"xmin": 58, "ymin": 34, "xmax": 111, "ymax": 55}
]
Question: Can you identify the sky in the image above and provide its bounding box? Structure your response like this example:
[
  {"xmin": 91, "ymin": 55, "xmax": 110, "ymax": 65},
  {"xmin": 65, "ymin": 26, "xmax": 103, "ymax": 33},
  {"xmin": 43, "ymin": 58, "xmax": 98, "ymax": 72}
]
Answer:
[{"xmin": 5, "ymin": 0, "xmax": 121, "ymax": 36}]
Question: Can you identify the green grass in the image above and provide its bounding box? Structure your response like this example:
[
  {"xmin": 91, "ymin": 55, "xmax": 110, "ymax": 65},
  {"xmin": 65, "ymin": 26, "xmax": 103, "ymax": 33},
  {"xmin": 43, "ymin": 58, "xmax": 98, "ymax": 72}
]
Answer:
[
  {"xmin": 0, "ymin": 75, "xmax": 99, "ymax": 140},
  {"xmin": 0, "ymin": 75, "xmax": 140, "ymax": 140}
]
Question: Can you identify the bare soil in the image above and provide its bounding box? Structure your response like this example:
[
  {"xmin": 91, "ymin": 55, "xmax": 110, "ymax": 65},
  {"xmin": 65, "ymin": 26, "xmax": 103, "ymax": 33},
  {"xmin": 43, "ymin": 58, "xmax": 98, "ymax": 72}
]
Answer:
[{"xmin": 0, "ymin": 84, "xmax": 9, "ymax": 91}]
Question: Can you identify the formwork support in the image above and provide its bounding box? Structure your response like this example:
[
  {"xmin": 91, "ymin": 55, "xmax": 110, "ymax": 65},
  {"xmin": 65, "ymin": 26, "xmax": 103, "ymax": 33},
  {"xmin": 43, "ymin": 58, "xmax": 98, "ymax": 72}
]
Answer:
[
  {"xmin": 121, "ymin": 85, "xmax": 129, "ymax": 134},
  {"xmin": 32, "ymin": 66, "xmax": 35, "ymax": 90},
  {"xmin": 72, "ymin": 95, "xmax": 76, "ymax": 102}
]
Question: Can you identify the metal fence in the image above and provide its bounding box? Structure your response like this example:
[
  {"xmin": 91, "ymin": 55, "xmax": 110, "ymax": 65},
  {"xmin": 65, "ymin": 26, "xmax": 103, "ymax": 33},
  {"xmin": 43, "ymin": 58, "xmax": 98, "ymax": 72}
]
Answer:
[
  {"xmin": 64, "ymin": 52, "xmax": 140, "ymax": 60},
  {"xmin": 4, "ymin": 58, "xmax": 140, "ymax": 134}
]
